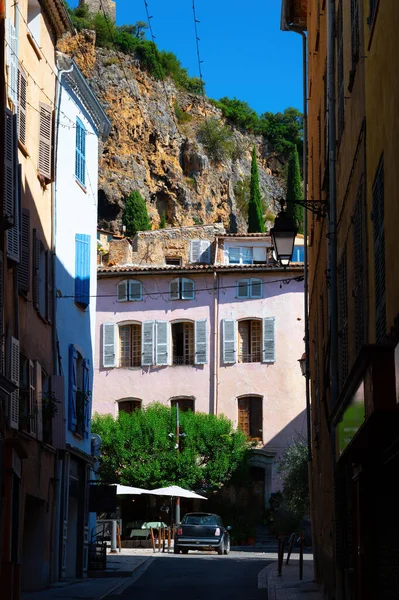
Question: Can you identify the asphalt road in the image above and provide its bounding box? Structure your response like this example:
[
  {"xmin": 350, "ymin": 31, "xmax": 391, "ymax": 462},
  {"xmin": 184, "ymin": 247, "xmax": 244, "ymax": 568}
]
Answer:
[{"xmin": 112, "ymin": 552, "xmax": 270, "ymax": 600}]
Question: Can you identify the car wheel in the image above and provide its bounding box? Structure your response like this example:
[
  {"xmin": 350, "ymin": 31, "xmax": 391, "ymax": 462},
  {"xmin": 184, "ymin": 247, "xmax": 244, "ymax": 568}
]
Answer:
[
  {"xmin": 174, "ymin": 545, "xmax": 181, "ymax": 554},
  {"xmin": 217, "ymin": 540, "xmax": 225, "ymax": 555},
  {"xmin": 224, "ymin": 537, "xmax": 230, "ymax": 555},
  {"xmin": 182, "ymin": 549, "xmax": 189, "ymax": 554}
]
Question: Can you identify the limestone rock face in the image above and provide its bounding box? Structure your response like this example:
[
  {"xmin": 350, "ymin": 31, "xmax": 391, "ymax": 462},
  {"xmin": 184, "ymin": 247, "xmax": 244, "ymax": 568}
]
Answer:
[{"xmin": 58, "ymin": 33, "xmax": 286, "ymax": 233}]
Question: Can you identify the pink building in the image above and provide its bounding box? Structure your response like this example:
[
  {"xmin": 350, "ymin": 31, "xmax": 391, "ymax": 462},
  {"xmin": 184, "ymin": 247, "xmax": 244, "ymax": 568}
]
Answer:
[{"xmin": 94, "ymin": 225, "xmax": 306, "ymax": 503}]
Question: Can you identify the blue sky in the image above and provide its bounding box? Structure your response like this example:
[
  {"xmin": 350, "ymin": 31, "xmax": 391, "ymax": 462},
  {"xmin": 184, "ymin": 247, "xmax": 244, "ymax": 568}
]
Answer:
[{"xmin": 69, "ymin": 0, "xmax": 303, "ymax": 115}]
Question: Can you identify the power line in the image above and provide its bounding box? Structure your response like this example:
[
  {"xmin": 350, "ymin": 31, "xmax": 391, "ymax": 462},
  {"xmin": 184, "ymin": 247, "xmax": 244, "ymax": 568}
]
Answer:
[{"xmin": 192, "ymin": 0, "xmax": 205, "ymax": 98}]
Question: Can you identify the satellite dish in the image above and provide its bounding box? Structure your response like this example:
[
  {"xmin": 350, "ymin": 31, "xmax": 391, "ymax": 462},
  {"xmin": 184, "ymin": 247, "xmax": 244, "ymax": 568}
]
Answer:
[{"xmin": 91, "ymin": 433, "xmax": 102, "ymax": 456}]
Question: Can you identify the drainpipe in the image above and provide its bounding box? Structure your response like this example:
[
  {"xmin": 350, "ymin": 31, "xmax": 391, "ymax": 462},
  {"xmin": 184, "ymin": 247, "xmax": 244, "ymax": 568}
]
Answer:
[{"xmin": 212, "ymin": 271, "xmax": 219, "ymax": 415}]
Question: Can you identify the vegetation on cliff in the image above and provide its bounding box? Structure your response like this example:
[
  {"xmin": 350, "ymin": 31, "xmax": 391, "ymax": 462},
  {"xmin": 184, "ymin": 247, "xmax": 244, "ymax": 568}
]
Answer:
[
  {"xmin": 248, "ymin": 147, "xmax": 265, "ymax": 233},
  {"xmin": 285, "ymin": 147, "xmax": 303, "ymax": 233},
  {"xmin": 122, "ymin": 190, "xmax": 151, "ymax": 237}
]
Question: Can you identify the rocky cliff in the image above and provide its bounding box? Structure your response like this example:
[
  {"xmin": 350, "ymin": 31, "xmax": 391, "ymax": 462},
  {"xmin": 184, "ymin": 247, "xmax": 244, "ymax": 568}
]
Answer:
[{"xmin": 58, "ymin": 32, "xmax": 287, "ymax": 234}]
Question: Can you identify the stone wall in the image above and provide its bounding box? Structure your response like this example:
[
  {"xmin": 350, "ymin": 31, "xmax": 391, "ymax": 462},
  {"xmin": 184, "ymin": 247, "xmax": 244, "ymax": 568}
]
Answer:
[{"xmin": 79, "ymin": 0, "xmax": 116, "ymax": 22}]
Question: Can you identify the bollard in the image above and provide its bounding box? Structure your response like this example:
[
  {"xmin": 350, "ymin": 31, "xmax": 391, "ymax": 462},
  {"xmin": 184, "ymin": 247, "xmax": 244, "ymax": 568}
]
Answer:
[
  {"xmin": 117, "ymin": 523, "xmax": 121, "ymax": 553},
  {"xmin": 277, "ymin": 534, "xmax": 284, "ymax": 576},
  {"xmin": 286, "ymin": 532, "xmax": 296, "ymax": 565},
  {"xmin": 150, "ymin": 527, "xmax": 156, "ymax": 553},
  {"xmin": 167, "ymin": 527, "xmax": 171, "ymax": 552}
]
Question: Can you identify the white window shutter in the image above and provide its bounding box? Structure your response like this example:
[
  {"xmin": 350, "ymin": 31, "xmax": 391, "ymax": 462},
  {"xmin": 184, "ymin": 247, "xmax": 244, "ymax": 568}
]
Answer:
[
  {"xmin": 169, "ymin": 278, "xmax": 180, "ymax": 300},
  {"xmin": 195, "ymin": 320, "xmax": 208, "ymax": 364},
  {"xmin": 181, "ymin": 278, "xmax": 195, "ymax": 300},
  {"xmin": 102, "ymin": 323, "xmax": 116, "ymax": 368},
  {"xmin": 250, "ymin": 279, "xmax": 263, "ymax": 298},
  {"xmin": 262, "ymin": 317, "xmax": 276, "ymax": 363},
  {"xmin": 7, "ymin": 19, "xmax": 18, "ymax": 108},
  {"xmin": 236, "ymin": 279, "xmax": 249, "ymax": 298},
  {"xmin": 190, "ymin": 240, "xmax": 202, "ymax": 263},
  {"xmin": 142, "ymin": 321, "xmax": 154, "ymax": 366},
  {"xmin": 10, "ymin": 336, "xmax": 20, "ymax": 430},
  {"xmin": 129, "ymin": 280, "xmax": 142, "ymax": 301},
  {"xmin": 222, "ymin": 319, "xmax": 236, "ymax": 364},
  {"xmin": 155, "ymin": 321, "xmax": 168, "ymax": 366},
  {"xmin": 38, "ymin": 102, "xmax": 53, "ymax": 180},
  {"xmin": 117, "ymin": 280, "xmax": 128, "ymax": 302},
  {"xmin": 200, "ymin": 241, "xmax": 211, "ymax": 264}
]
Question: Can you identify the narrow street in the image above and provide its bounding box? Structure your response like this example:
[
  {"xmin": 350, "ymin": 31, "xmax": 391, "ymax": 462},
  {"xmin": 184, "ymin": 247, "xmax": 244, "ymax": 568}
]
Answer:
[{"xmin": 111, "ymin": 553, "xmax": 269, "ymax": 600}]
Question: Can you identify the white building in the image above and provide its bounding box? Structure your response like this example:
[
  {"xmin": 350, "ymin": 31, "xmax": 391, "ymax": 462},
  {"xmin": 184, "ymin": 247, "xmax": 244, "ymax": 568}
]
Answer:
[{"xmin": 54, "ymin": 52, "xmax": 110, "ymax": 580}]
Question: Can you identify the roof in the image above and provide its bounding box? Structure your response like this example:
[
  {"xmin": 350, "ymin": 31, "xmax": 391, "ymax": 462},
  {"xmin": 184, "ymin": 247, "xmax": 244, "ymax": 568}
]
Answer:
[
  {"xmin": 280, "ymin": 0, "xmax": 307, "ymax": 32},
  {"xmin": 216, "ymin": 233, "xmax": 271, "ymax": 239},
  {"xmin": 40, "ymin": 0, "xmax": 74, "ymax": 37},
  {"xmin": 98, "ymin": 264, "xmax": 304, "ymax": 276}
]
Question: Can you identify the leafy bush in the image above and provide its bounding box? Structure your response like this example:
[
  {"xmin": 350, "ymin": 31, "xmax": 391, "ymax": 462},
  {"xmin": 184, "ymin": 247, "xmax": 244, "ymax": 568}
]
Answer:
[
  {"xmin": 159, "ymin": 214, "xmax": 167, "ymax": 229},
  {"xmin": 278, "ymin": 435, "xmax": 309, "ymax": 518},
  {"xmin": 103, "ymin": 56, "xmax": 119, "ymax": 67},
  {"xmin": 197, "ymin": 117, "xmax": 234, "ymax": 162},
  {"xmin": 214, "ymin": 97, "xmax": 259, "ymax": 132},
  {"xmin": 122, "ymin": 190, "xmax": 151, "ymax": 237},
  {"xmin": 174, "ymin": 102, "xmax": 192, "ymax": 124},
  {"xmin": 234, "ymin": 176, "xmax": 268, "ymax": 220}
]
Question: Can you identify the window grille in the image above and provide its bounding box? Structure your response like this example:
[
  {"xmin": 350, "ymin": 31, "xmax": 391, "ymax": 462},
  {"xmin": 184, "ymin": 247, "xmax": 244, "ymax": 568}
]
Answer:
[{"xmin": 119, "ymin": 324, "xmax": 142, "ymax": 367}]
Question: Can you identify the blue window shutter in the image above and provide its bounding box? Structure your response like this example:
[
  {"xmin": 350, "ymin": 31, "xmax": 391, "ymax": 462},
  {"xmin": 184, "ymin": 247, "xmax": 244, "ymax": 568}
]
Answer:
[
  {"xmin": 68, "ymin": 344, "xmax": 78, "ymax": 431},
  {"xmin": 82, "ymin": 358, "xmax": 91, "ymax": 439},
  {"xmin": 75, "ymin": 117, "xmax": 86, "ymax": 186},
  {"xmin": 75, "ymin": 234, "xmax": 91, "ymax": 307}
]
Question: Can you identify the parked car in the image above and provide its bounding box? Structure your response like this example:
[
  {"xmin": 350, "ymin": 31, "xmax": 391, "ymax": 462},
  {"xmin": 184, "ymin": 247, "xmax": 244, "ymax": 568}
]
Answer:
[{"xmin": 174, "ymin": 512, "xmax": 231, "ymax": 555}]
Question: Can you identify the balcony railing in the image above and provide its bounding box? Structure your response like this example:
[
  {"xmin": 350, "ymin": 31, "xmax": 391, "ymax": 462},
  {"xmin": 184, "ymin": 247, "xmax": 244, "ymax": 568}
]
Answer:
[
  {"xmin": 173, "ymin": 355, "xmax": 194, "ymax": 366},
  {"xmin": 238, "ymin": 353, "xmax": 261, "ymax": 364}
]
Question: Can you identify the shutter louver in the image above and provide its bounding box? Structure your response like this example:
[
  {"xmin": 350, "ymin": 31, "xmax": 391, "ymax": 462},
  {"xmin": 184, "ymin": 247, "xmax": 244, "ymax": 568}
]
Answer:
[
  {"xmin": 35, "ymin": 362, "xmax": 42, "ymax": 441},
  {"xmin": 7, "ymin": 19, "xmax": 18, "ymax": 108},
  {"xmin": 4, "ymin": 108, "xmax": 15, "ymax": 225},
  {"xmin": 10, "ymin": 337, "xmax": 20, "ymax": 430},
  {"xmin": 142, "ymin": 321, "xmax": 154, "ymax": 366},
  {"xmin": 195, "ymin": 319, "xmax": 208, "ymax": 364},
  {"xmin": 169, "ymin": 279, "xmax": 180, "ymax": 300},
  {"xmin": 200, "ymin": 241, "xmax": 211, "ymax": 264},
  {"xmin": 17, "ymin": 67, "xmax": 27, "ymax": 146},
  {"xmin": 129, "ymin": 280, "xmax": 142, "ymax": 301},
  {"xmin": 190, "ymin": 240, "xmax": 202, "ymax": 263},
  {"xmin": 18, "ymin": 209, "xmax": 30, "ymax": 292},
  {"xmin": 6, "ymin": 160, "xmax": 20, "ymax": 263},
  {"xmin": 102, "ymin": 323, "xmax": 116, "ymax": 368},
  {"xmin": 117, "ymin": 280, "xmax": 128, "ymax": 302},
  {"xmin": 75, "ymin": 234, "xmax": 90, "ymax": 307},
  {"xmin": 82, "ymin": 359, "xmax": 91, "ymax": 439},
  {"xmin": 262, "ymin": 317, "xmax": 276, "ymax": 363},
  {"xmin": 222, "ymin": 319, "xmax": 236, "ymax": 364},
  {"xmin": 237, "ymin": 280, "xmax": 249, "ymax": 298},
  {"xmin": 181, "ymin": 278, "xmax": 194, "ymax": 300},
  {"xmin": 0, "ymin": 252, "xmax": 4, "ymax": 375},
  {"xmin": 68, "ymin": 344, "xmax": 77, "ymax": 431},
  {"xmin": 33, "ymin": 230, "xmax": 41, "ymax": 310},
  {"xmin": 155, "ymin": 321, "xmax": 168, "ymax": 366},
  {"xmin": 75, "ymin": 118, "xmax": 86, "ymax": 186},
  {"xmin": 38, "ymin": 102, "xmax": 53, "ymax": 180},
  {"xmin": 46, "ymin": 250, "xmax": 53, "ymax": 323}
]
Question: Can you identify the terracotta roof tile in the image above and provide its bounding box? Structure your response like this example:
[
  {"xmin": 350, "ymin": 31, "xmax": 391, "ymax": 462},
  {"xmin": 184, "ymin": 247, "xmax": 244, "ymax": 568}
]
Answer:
[{"xmin": 98, "ymin": 263, "xmax": 304, "ymax": 275}]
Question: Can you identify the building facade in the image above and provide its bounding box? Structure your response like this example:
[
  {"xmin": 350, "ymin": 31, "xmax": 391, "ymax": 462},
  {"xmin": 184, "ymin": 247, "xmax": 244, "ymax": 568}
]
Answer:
[
  {"xmin": 93, "ymin": 226, "xmax": 306, "ymax": 505},
  {"xmin": 283, "ymin": 0, "xmax": 399, "ymax": 598},
  {"xmin": 54, "ymin": 53, "xmax": 110, "ymax": 581}
]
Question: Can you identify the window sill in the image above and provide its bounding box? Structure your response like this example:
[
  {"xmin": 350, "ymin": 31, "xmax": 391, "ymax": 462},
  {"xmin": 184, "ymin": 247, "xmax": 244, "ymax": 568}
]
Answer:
[
  {"xmin": 18, "ymin": 139, "xmax": 29, "ymax": 157},
  {"xmin": 37, "ymin": 172, "xmax": 52, "ymax": 190},
  {"xmin": 75, "ymin": 301, "xmax": 89, "ymax": 312},
  {"xmin": 27, "ymin": 32, "xmax": 42, "ymax": 60},
  {"xmin": 75, "ymin": 178, "xmax": 87, "ymax": 193}
]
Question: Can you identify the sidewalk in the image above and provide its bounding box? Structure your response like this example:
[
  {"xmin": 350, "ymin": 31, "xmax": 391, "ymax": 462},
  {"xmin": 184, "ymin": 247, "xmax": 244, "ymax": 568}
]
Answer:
[
  {"xmin": 21, "ymin": 550, "xmax": 154, "ymax": 600},
  {"xmin": 259, "ymin": 556, "xmax": 323, "ymax": 600}
]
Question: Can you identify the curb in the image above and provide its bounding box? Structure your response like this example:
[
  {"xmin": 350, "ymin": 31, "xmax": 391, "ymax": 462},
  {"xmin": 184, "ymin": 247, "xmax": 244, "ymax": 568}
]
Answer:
[{"xmin": 100, "ymin": 557, "xmax": 154, "ymax": 599}]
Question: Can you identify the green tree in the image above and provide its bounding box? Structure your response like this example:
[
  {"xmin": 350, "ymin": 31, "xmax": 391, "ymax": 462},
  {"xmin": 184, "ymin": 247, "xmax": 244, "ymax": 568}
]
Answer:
[
  {"xmin": 259, "ymin": 107, "xmax": 303, "ymax": 154},
  {"xmin": 277, "ymin": 435, "xmax": 309, "ymax": 518},
  {"xmin": 159, "ymin": 214, "xmax": 167, "ymax": 229},
  {"xmin": 247, "ymin": 147, "xmax": 265, "ymax": 233},
  {"xmin": 286, "ymin": 147, "xmax": 303, "ymax": 234},
  {"xmin": 197, "ymin": 117, "xmax": 234, "ymax": 162},
  {"xmin": 118, "ymin": 21, "xmax": 148, "ymax": 39},
  {"xmin": 92, "ymin": 405, "xmax": 249, "ymax": 492},
  {"xmin": 122, "ymin": 190, "xmax": 151, "ymax": 237}
]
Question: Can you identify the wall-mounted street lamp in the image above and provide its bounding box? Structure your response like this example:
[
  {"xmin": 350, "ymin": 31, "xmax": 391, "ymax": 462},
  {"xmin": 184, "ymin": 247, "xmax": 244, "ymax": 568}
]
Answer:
[{"xmin": 298, "ymin": 352, "xmax": 307, "ymax": 377}]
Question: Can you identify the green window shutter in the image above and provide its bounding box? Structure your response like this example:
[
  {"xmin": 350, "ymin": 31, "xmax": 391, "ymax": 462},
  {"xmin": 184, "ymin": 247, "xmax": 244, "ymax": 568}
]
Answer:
[{"xmin": 75, "ymin": 117, "xmax": 86, "ymax": 186}]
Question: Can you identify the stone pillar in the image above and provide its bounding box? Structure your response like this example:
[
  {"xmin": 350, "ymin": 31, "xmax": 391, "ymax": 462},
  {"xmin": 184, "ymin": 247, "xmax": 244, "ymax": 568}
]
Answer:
[{"xmin": 79, "ymin": 0, "xmax": 116, "ymax": 23}]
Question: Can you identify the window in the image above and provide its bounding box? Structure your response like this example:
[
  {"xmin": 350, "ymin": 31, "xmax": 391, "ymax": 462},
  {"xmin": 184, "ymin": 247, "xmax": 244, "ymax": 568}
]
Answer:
[
  {"xmin": 38, "ymin": 103, "xmax": 52, "ymax": 180},
  {"xmin": 169, "ymin": 278, "xmax": 194, "ymax": 300},
  {"xmin": 28, "ymin": 0, "xmax": 41, "ymax": 46},
  {"xmin": 372, "ymin": 156, "xmax": 385, "ymax": 342},
  {"xmin": 236, "ymin": 279, "xmax": 262, "ymax": 299},
  {"xmin": 119, "ymin": 324, "xmax": 141, "ymax": 367},
  {"xmin": 165, "ymin": 257, "xmax": 182, "ymax": 266},
  {"xmin": 238, "ymin": 397, "xmax": 262, "ymax": 440},
  {"xmin": 68, "ymin": 344, "xmax": 90, "ymax": 438},
  {"xmin": 292, "ymin": 245, "xmax": 304, "ymax": 263},
  {"xmin": 117, "ymin": 279, "xmax": 142, "ymax": 302},
  {"xmin": 18, "ymin": 209, "xmax": 30, "ymax": 294},
  {"xmin": 118, "ymin": 399, "xmax": 141, "ymax": 413},
  {"xmin": 238, "ymin": 320, "xmax": 262, "ymax": 363},
  {"xmin": 170, "ymin": 398, "xmax": 194, "ymax": 412},
  {"xmin": 172, "ymin": 322, "xmax": 194, "ymax": 365},
  {"xmin": 75, "ymin": 234, "xmax": 91, "ymax": 308},
  {"xmin": 222, "ymin": 317, "xmax": 275, "ymax": 364},
  {"xmin": 75, "ymin": 117, "xmax": 86, "ymax": 187},
  {"xmin": 17, "ymin": 67, "xmax": 27, "ymax": 146},
  {"xmin": 190, "ymin": 240, "xmax": 211, "ymax": 264},
  {"xmin": 228, "ymin": 246, "xmax": 253, "ymax": 265}
]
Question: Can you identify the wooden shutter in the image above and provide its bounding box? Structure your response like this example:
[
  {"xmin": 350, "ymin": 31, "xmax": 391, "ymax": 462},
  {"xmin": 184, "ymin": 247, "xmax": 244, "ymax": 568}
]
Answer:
[
  {"xmin": 82, "ymin": 359, "xmax": 91, "ymax": 439},
  {"xmin": 372, "ymin": 156, "xmax": 386, "ymax": 342},
  {"xmin": 142, "ymin": 321, "xmax": 154, "ymax": 366},
  {"xmin": 353, "ymin": 186, "xmax": 364, "ymax": 354},
  {"xmin": 222, "ymin": 319, "xmax": 236, "ymax": 364},
  {"xmin": 10, "ymin": 337, "xmax": 20, "ymax": 430},
  {"xmin": 102, "ymin": 323, "xmax": 116, "ymax": 368},
  {"xmin": 129, "ymin": 280, "xmax": 142, "ymax": 301},
  {"xmin": 38, "ymin": 102, "xmax": 53, "ymax": 180},
  {"xmin": 18, "ymin": 209, "xmax": 30, "ymax": 293},
  {"xmin": 68, "ymin": 344, "xmax": 77, "ymax": 432},
  {"xmin": 46, "ymin": 250, "xmax": 53, "ymax": 323},
  {"xmin": 0, "ymin": 252, "xmax": 4, "ymax": 375},
  {"xmin": 7, "ymin": 19, "xmax": 18, "ymax": 108},
  {"xmin": 117, "ymin": 280, "xmax": 128, "ymax": 302},
  {"xmin": 236, "ymin": 279, "xmax": 249, "ymax": 298},
  {"xmin": 155, "ymin": 321, "xmax": 168, "ymax": 366},
  {"xmin": 35, "ymin": 362, "xmax": 42, "ymax": 441},
  {"xmin": 338, "ymin": 249, "xmax": 349, "ymax": 388},
  {"xmin": 238, "ymin": 398, "xmax": 250, "ymax": 436},
  {"xmin": 75, "ymin": 234, "xmax": 90, "ymax": 307},
  {"xmin": 194, "ymin": 319, "xmax": 207, "ymax": 364},
  {"xmin": 262, "ymin": 317, "xmax": 276, "ymax": 363},
  {"xmin": 190, "ymin": 240, "xmax": 202, "ymax": 263},
  {"xmin": 250, "ymin": 398, "xmax": 262, "ymax": 439},
  {"xmin": 200, "ymin": 241, "xmax": 211, "ymax": 264},
  {"xmin": 250, "ymin": 279, "xmax": 262, "ymax": 298},
  {"xmin": 181, "ymin": 278, "xmax": 195, "ymax": 300},
  {"xmin": 4, "ymin": 108, "xmax": 15, "ymax": 224},
  {"xmin": 17, "ymin": 67, "xmax": 27, "ymax": 146},
  {"xmin": 6, "ymin": 160, "xmax": 20, "ymax": 263},
  {"xmin": 33, "ymin": 229, "xmax": 41, "ymax": 310},
  {"xmin": 169, "ymin": 278, "xmax": 180, "ymax": 300}
]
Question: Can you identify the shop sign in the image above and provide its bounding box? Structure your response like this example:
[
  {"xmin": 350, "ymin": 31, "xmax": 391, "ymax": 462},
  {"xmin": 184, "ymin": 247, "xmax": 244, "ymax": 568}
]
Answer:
[{"xmin": 337, "ymin": 381, "xmax": 365, "ymax": 455}]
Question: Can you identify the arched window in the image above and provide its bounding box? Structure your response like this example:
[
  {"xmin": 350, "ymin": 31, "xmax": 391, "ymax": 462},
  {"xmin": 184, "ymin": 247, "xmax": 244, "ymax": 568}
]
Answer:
[
  {"xmin": 171, "ymin": 321, "xmax": 194, "ymax": 365},
  {"xmin": 169, "ymin": 278, "xmax": 195, "ymax": 300},
  {"xmin": 238, "ymin": 396, "xmax": 263, "ymax": 440},
  {"xmin": 170, "ymin": 398, "xmax": 195, "ymax": 412},
  {"xmin": 119, "ymin": 323, "xmax": 142, "ymax": 367},
  {"xmin": 238, "ymin": 319, "xmax": 262, "ymax": 363},
  {"xmin": 118, "ymin": 398, "xmax": 142, "ymax": 413},
  {"xmin": 117, "ymin": 279, "xmax": 142, "ymax": 302},
  {"xmin": 236, "ymin": 278, "xmax": 263, "ymax": 299}
]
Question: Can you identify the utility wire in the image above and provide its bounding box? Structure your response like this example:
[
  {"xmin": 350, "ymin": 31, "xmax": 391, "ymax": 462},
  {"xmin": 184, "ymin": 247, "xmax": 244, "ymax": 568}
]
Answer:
[{"xmin": 192, "ymin": 0, "xmax": 205, "ymax": 98}]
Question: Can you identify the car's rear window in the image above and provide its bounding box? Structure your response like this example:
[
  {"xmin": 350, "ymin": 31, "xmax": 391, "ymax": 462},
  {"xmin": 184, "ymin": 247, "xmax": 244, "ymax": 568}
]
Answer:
[{"xmin": 183, "ymin": 514, "xmax": 218, "ymax": 525}]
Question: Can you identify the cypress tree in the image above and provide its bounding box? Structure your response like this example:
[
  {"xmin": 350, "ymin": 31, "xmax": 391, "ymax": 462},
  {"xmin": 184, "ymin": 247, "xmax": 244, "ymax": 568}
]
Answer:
[
  {"xmin": 122, "ymin": 190, "xmax": 151, "ymax": 237},
  {"xmin": 247, "ymin": 146, "xmax": 265, "ymax": 233},
  {"xmin": 286, "ymin": 147, "xmax": 303, "ymax": 234},
  {"xmin": 159, "ymin": 214, "xmax": 167, "ymax": 229}
]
